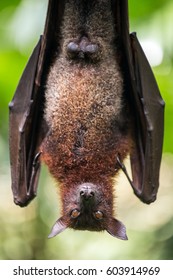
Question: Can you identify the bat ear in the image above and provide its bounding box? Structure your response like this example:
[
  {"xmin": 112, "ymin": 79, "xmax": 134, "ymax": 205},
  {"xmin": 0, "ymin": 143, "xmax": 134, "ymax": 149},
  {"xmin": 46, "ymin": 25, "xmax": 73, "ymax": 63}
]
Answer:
[
  {"xmin": 48, "ymin": 217, "xmax": 68, "ymax": 238},
  {"xmin": 106, "ymin": 218, "xmax": 128, "ymax": 240}
]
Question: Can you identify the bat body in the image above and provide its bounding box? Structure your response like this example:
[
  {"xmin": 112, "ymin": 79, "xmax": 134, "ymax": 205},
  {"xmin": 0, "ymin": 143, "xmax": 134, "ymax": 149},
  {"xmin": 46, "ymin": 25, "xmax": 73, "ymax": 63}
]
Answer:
[{"xmin": 9, "ymin": 0, "xmax": 164, "ymax": 240}]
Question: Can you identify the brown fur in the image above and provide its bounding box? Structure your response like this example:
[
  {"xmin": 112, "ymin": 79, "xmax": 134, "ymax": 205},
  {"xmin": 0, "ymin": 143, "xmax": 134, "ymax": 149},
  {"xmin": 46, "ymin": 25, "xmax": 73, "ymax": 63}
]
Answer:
[{"xmin": 41, "ymin": 0, "xmax": 131, "ymax": 236}]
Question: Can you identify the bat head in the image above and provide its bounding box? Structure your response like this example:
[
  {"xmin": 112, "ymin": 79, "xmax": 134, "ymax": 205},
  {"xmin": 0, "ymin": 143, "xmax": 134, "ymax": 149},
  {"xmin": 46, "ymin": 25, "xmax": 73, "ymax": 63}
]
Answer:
[{"xmin": 48, "ymin": 183, "xmax": 127, "ymax": 240}]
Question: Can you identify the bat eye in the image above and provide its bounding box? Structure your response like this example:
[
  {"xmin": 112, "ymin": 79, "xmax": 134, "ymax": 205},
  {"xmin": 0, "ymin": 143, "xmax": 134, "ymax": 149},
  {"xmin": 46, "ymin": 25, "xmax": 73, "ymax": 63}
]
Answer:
[
  {"xmin": 94, "ymin": 211, "xmax": 103, "ymax": 220},
  {"xmin": 71, "ymin": 209, "xmax": 80, "ymax": 219}
]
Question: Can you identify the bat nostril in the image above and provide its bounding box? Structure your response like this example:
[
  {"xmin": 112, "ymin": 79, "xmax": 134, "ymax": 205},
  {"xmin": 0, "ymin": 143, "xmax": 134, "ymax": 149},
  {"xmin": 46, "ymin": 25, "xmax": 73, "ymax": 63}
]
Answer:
[
  {"xmin": 80, "ymin": 190, "xmax": 85, "ymax": 196},
  {"xmin": 90, "ymin": 191, "xmax": 95, "ymax": 197}
]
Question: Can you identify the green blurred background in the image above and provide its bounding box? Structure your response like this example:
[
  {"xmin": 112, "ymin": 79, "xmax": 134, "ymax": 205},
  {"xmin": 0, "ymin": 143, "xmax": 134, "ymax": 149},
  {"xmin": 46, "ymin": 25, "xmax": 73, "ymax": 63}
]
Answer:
[{"xmin": 0, "ymin": 0, "xmax": 173, "ymax": 260}]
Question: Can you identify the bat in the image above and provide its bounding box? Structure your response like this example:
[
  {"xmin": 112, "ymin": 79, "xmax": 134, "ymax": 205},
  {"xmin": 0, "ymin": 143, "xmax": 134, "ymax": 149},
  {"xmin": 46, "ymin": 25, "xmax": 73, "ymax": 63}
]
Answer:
[{"xmin": 9, "ymin": 0, "xmax": 164, "ymax": 240}]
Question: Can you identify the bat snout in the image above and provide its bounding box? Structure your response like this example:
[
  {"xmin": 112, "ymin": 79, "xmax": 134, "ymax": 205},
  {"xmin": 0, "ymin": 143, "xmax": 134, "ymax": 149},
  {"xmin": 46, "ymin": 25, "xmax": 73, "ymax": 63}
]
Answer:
[
  {"xmin": 80, "ymin": 189, "xmax": 95, "ymax": 200},
  {"xmin": 79, "ymin": 183, "xmax": 96, "ymax": 201}
]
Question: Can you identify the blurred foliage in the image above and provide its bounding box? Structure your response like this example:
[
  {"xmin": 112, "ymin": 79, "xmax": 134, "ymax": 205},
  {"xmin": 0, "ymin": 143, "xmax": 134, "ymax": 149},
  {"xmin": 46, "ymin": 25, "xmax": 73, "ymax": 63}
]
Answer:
[{"xmin": 0, "ymin": 0, "xmax": 173, "ymax": 260}]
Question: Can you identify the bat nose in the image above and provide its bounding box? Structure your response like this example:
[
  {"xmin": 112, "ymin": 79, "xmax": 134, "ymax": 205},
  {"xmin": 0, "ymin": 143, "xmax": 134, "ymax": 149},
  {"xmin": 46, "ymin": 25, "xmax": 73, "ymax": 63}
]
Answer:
[
  {"xmin": 80, "ymin": 189, "xmax": 95, "ymax": 200},
  {"xmin": 79, "ymin": 183, "xmax": 95, "ymax": 200}
]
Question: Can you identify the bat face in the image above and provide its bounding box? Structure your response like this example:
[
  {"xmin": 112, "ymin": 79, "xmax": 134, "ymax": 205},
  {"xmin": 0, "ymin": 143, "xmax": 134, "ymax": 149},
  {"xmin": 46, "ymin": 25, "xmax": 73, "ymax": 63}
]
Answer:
[
  {"xmin": 48, "ymin": 182, "xmax": 127, "ymax": 240},
  {"xmin": 63, "ymin": 183, "xmax": 108, "ymax": 231},
  {"xmin": 9, "ymin": 0, "xmax": 164, "ymax": 240}
]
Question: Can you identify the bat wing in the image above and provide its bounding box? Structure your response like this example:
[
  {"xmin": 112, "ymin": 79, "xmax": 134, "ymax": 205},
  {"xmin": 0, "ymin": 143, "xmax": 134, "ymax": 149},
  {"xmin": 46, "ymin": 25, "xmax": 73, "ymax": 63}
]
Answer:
[
  {"xmin": 9, "ymin": 38, "xmax": 44, "ymax": 206},
  {"xmin": 9, "ymin": 0, "xmax": 64, "ymax": 207},
  {"xmin": 129, "ymin": 33, "xmax": 165, "ymax": 203},
  {"xmin": 116, "ymin": 0, "xmax": 165, "ymax": 203}
]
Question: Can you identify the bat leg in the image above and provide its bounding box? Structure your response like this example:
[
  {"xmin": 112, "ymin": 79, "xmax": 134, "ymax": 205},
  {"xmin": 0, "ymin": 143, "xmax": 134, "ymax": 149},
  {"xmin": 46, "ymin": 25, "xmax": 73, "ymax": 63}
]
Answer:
[
  {"xmin": 27, "ymin": 152, "xmax": 42, "ymax": 197},
  {"xmin": 117, "ymin": 156, "xmax": 138, "ymax": 195}
]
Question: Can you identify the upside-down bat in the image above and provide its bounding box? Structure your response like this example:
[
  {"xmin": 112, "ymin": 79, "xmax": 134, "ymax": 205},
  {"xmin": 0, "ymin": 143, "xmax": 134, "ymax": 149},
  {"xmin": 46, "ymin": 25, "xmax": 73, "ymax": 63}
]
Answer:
[{"xmin": 9, "ymin": 0, "xmax": 164, "ymax": 240}]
